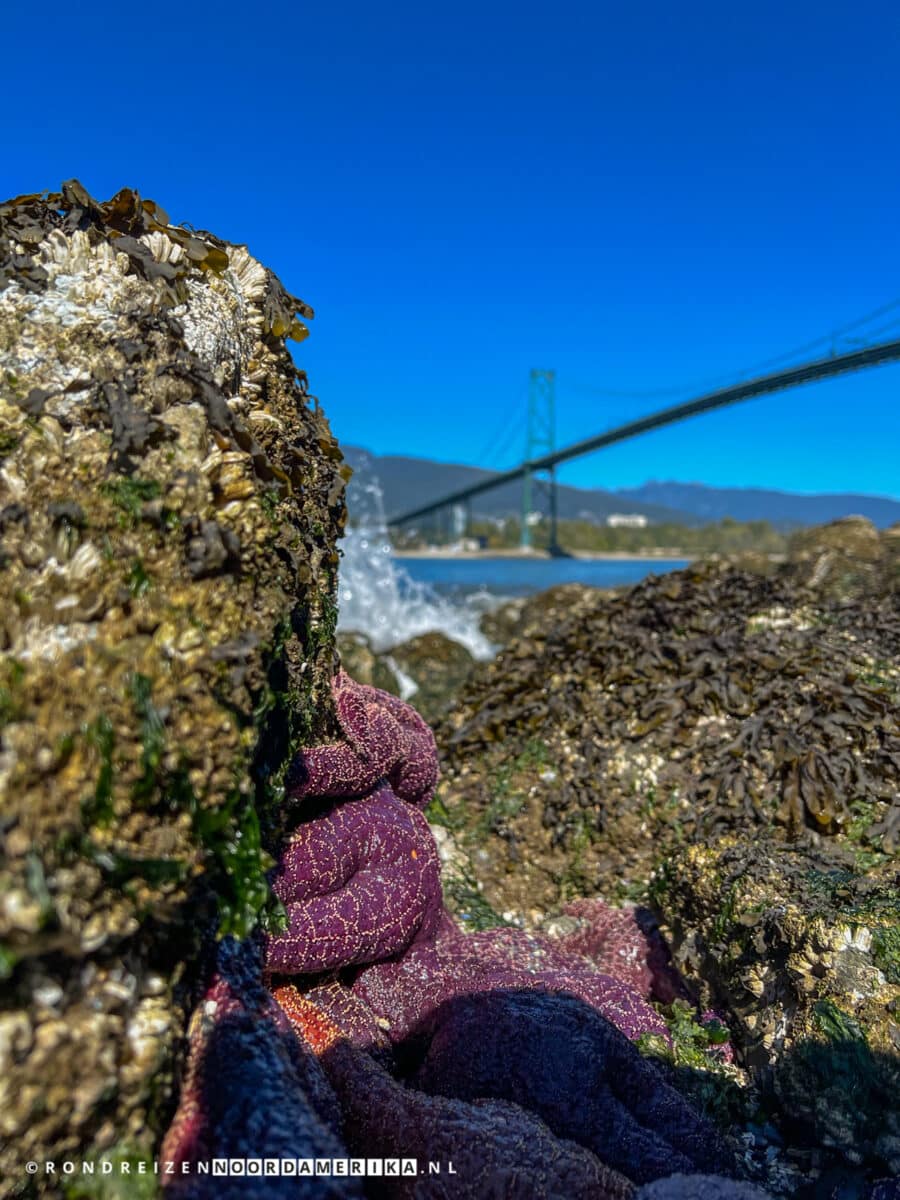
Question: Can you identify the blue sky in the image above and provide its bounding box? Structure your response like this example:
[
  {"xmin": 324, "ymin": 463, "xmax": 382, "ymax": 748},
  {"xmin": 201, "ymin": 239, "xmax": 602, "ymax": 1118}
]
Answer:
[{"xmin": 3, "ymin": 0, "xmax": 899, "ymax": 498}]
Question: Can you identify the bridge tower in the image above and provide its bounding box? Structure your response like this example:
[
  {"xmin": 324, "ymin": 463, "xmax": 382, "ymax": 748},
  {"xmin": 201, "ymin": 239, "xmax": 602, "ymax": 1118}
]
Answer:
[{"xmin": 521, "ymin": 369, "xmax": 557, "ymax": 550}]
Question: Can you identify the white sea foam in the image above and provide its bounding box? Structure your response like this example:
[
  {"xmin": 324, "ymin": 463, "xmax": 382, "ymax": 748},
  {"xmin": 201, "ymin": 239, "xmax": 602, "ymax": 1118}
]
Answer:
[{"xmin": 336, "ymin": 456, "xmax": 496, "ymax": 660}]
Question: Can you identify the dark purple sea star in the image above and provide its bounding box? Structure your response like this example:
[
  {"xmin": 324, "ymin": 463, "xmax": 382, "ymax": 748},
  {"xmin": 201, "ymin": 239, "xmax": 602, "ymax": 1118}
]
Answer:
[
  {"xmin": 411, "ymin": 988, "xmax": 733, "ymax": 1184},
  {"xmin": 265, "ymin": 782, "xmax": 443, "ymax": 974},
  {"xmin": 273, "ymin": 984, "xmax": 637, "ymax": 1200},
  {"xmin": 286, "ymin": 669, "xmax": 438, "ymax": 807},
  {"xmin": 161, "ymin": 939, "xmax": 358, "ymax": 1198}
]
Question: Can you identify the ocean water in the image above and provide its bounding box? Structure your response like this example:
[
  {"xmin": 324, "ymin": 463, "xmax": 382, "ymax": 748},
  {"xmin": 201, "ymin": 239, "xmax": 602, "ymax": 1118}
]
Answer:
[
  {"xmin": 336, "ymin": 465, "xmax": 496, "ymax": 658},
  {"xmin": 335, "ymin": 454, "xmax": 688, "ymax": 653},
  {"xmin": 395, "ymin": 556, "xmax": 690, "ymax": 599}
]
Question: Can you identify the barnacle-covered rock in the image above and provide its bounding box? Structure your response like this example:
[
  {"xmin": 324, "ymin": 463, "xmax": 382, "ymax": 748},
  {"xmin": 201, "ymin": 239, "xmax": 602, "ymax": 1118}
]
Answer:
[
  {"xmin": 787, "ymin": 515, "xmax": 893, "ymax": 600},
  {"xmin": 336, "ymin": 630, "xmax": 402, "ymax": 694},
  {"xmin": 0, "ymin": 182, "xmax": 348, "ymax": 1189},
  {"xmin": 654, "ymin": 837, "xmax": 900, "ymax": 1172},
  {"xmin": 479, "ymin": 582, "xmax": 616, "ymax": 647},
  {"xmin": 438, "ymin": 556, "xmax": 899, "ymax": 906},
  {"xmin": 335, "ymin": 629, "xmax": 478, "ymax": 723},
  {"xmin": 435, "ymin": 546, "xmax": 899, "ymax": 1181},
  {"xmin": 387, "ymin": 631, "xmax": 477, "ymax": 722}
]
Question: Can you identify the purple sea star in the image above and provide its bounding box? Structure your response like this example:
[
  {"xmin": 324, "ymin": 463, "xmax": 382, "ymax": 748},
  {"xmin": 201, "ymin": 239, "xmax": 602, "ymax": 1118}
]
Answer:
[
  {"xmin": 349, "ymin": 914, "xmax": 672, "ymax": 1044},
  {"xmin": 265, "ymin": 782, "xmax": 443, "ymax": 974},
  {"xmin": 547, "ymin": 897, "xmax": 691, "ymax": 1005},
  {"xmin": 165, "ymin": 671, "xmax": 739, "ymax": 1194},
  {"xmin": 273, "ymin": 984, "xmax": 637, "ymax": 1200},
  {"xmin": 286, "ymin": 668, "xmax": 438, "ymax": 807},
  {"xmin": 271, "ymin": 674, "xmax": 671, "ymax": 1044}
]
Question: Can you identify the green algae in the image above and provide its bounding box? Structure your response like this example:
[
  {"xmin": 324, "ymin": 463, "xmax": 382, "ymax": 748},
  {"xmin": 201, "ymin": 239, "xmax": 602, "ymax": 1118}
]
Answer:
[
  {"xmin": 81, "ymin": 715, "xmax": 116, "ymax": 827},
  {"xmin": 556, "ymin": 812, "xmax": 599, "ymax": 900},
  {"xmin": 637, "ymin": 1000, "xmax": 750, "ymax": 1129},
  {"xmin": 128, "ymin": 558, "xmax": 151, "ymax": 597},
  {"xmin": 0, "ymin": 942, "xmax": 18, "ymax": 980},
  {"xmin": 474, "ymin": 739, "xmax": 549, "ymax": 838},
  {"xmin": 424, "ymin": 791, "xmax": 458, "ymax": 830},
  {"xmin": 871, "ymin": 925, "xmax": 900, "ymax": 985},
  {"xmin": 813, "ymin": 998, "xmax": 867, "ymax": 1043},
  {"xmin": 258, "ymin": 486, "xmax": 281, "ymax": 524},
  {"xmin": 129, "ymin": 674, "xmax": 166, "ymax": 803},
  {"xmin": 0, "ymin": 657, "xmax": 25, "ymax": 726},
  {"xmin": 100, "ymin": 477, "xmax": 162, "ymax": 527},
  {"xmin": 443, "ymin": 870, "xmax": 512, "ymax": 932}
]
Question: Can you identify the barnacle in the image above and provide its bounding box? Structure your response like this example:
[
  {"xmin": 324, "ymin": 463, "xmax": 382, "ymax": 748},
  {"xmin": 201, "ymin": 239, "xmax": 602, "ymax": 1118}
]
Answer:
[
  {"xmin": 139, "ymin": 230, "xmax": 185, "ymax": 266},
  {"xmin": 226, "ymin": 244, "xmax": 268, "ymax": 303},
  {"xmin": 441, "ymin": 553, "xmax": 900, "ymax": 882}
]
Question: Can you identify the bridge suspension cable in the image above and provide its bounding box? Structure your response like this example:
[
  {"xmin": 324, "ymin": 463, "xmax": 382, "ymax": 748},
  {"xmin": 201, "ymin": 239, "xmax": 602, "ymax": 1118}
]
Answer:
[
  {"xmin": 559, "ymin": 296, "xmax": 900, "ymax": 402},
  {"xmin": 474, "ymin": 383, "xmax": 528, "ymax": 467},
  {"xmin": 388, "ymin": 336, "xmax": 900, "ymax": 528}
]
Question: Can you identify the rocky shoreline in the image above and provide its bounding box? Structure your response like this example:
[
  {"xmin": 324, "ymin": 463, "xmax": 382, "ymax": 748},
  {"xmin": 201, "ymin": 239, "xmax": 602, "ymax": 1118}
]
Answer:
[
  {"xmin": 428, "ymin": 518, "xmax": 899, "ymax": 1193},
  {"xmin": 340, "ymin": 519, "xmax": 899, "ymax": 1193},
  {"xmin": 1, "ymin": 184, "xmax": 897, "ymax": 1199}
]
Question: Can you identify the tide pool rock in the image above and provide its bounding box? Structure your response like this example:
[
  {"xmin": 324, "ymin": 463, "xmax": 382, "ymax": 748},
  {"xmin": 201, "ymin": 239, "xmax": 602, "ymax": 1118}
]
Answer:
[
  {"xmin": 656, "ymin": 836, "xmax": 900, "ymax": 1173},
  {"xmin": 335, "ymin": 629, "xmax": 402, "ymax": 695},
  {"xmin": 0, "ymin": 182, "xmax": 348, "ymax": 1188},
  {"xmin": 435, "ymin": 549, "xmax": 899, "ymax": 1183},
  {"xmin": 387, "ymin": 631, "xmax": 476, "ymax": 722}
]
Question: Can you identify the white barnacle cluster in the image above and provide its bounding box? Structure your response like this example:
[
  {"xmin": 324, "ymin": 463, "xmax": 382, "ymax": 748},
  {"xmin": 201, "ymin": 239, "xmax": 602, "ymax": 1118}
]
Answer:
[
  {"xmin": 139, "ymin": 229, "xmax": 186, "ymax": 267},
  {"xmin": 39, "ymin": 227, "xmax": 125, "ymax": 280},
  {"xmin": 0, "ymin": 229, "xmax": 147, "ymax": 392},
  {"xmin": 226, "ymin": 244, "xmax": 268, "ymax": 305},
  {"xmin": 172, "ymin": 270, "xmax": 244, "ymax": 386},
  {"xmin": 166, "ymin": 242, "xmax": 273, "ymax": 392}
]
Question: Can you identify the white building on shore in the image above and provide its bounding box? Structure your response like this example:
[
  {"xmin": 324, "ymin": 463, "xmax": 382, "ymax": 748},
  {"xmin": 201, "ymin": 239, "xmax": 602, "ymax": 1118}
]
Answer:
[{"xmin": 606, "ymin": 513, "xmax": 649, "ymax": 528}]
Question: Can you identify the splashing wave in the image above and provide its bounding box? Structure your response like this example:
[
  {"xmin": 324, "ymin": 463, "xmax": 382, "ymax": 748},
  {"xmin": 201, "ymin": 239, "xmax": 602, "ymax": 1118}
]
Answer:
[{"xmin": 337, "ymin": 455, "xmax": 496, "ymax": 660}]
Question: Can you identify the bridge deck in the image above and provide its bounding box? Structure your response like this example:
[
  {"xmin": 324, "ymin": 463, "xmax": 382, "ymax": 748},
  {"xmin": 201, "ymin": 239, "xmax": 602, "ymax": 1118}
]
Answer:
[{"xmin": 389, "ymin": 338, "xmax": 900, "ymax": 526}]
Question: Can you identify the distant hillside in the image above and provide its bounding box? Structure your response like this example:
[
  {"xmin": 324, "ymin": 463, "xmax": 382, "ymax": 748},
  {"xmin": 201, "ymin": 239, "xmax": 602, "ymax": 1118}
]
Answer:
[
  {"xmin": 344, "ymin": 447, "xmax": 900, "ymax": 530},
  {"xmin": 343, "ymin": 447, "xmax": 698, "ymax": 526},
  {"xmin": 616, "ymin": 481, "xmax": 900, "ymax": 529}
]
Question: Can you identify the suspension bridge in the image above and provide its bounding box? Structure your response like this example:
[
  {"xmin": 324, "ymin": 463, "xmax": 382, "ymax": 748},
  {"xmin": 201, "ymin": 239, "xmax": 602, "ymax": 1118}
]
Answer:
[{"xmin": 387, "ymin": 307, "xmax": 900, "ymax": 553}]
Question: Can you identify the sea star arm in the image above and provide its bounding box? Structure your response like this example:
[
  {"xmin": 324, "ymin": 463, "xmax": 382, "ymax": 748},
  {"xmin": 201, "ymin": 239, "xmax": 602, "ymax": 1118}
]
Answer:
[
  {"xmin": 412, "ymin": 989, "xmax": 734, "ymax": 1185},
  {"xmin": 286, "ymin": 669, "xmax": 438, "ymax": 806},
  {"xmin": 272, "ymin": 985, "xmax": 636, "ymax": 1200},
  {"xmin": 286, "ymin": 674, "xmax": 402, "ymax": 799},
  {"xmin": 160, "ymin": 939, "xmax": 355, "ymax": 1195},
  {"xmin": 363, "ymin": 683, "xmax": 440, "ymax": 806},
  {"xmin": 265, "ymin": 786, "xmax": 442, "ymax": 974}
]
